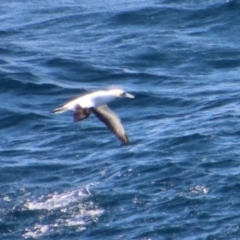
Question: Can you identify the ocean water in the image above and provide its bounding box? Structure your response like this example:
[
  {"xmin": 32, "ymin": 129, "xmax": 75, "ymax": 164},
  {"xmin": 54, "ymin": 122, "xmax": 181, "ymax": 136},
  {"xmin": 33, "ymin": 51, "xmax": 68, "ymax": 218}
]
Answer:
[{"xmin": 1, "ymin": 0, "xmax": 240, "ymax": 239}]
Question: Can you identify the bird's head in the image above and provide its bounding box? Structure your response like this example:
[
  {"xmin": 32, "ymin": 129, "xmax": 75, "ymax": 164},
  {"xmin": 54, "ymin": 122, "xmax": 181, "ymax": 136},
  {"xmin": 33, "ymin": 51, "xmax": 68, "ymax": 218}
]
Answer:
[{"xmin": 109, "ymin": 89, "xmax": 134, "ymax": 99}]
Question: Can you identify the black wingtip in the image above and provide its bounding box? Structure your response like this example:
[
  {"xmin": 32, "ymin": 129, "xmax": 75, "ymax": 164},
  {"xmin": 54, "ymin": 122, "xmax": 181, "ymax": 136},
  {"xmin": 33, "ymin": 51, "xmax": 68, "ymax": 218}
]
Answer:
[{"xmin": 120, "ymin": 134, "xmax": 129, "ymax": 145}]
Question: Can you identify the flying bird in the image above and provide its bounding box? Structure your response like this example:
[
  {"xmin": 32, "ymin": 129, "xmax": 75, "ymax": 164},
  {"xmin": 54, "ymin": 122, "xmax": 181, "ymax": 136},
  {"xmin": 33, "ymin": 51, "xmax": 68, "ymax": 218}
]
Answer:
[{"xmin": 52, "ymin": 89, "xmax": 134, "ymax": 144}]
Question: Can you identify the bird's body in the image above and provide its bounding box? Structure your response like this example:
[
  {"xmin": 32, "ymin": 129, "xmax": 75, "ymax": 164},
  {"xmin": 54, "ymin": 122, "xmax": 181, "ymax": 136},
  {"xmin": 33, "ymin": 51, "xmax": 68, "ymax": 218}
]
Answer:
[{"xmin": 52, "ymin": 89, "xmax": 134, "ymax": 144}]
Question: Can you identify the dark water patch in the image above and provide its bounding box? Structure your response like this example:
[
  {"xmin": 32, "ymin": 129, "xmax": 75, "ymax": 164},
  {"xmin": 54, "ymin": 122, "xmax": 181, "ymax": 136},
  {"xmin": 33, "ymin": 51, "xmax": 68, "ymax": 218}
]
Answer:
[
  {"xmin": 1, "ymin": 163, "xmax": 70, "ymax": 175},
  {"xmin": 44, "ymin": 56, "xmax": 114, "ymax": 83},
  {"xmin": 134, "ymin": 71, "xmax": 172, "ymax": 82},
  {"xmin": 136, "ymin": 226, "xmax": 184, "ymax": 239},
  {"xmin": 215, "ymin": 181, "xmax": 240, "ymax": 196},
  {"xmin": 0, "ymin": 59, "xmax": 8, "ymax": 65},
  {"xmin": 0, "ymin": 42, "xmax": 37, "ymax": 60},
  {"xmin": 0, "ymin": 112, "xmax": 50, "ymax": 130},
  {"xmin": 199, "ymin": 158, "xmax": 239, "ymax": 171},
  {"xmin": 0, "ymin": 74, "xmax": 23, "ymax": 92},
  {"xmin": 0, "ymin": 46, "xmax": 15, "ymax": 55},
  {"xmin": 184, "ymin": 2, "xmax": 230, "ymax": 23},
  {"xmin": 108, "ymin": 5, "xmax": 205, "ymax": 29},
  {"xmin": 132, "ymin": 92, "xmax": 195, "ymax": 114},
  {"xmin": 21, "ymin": 82, "xmax": 60, "ymax": 95},
  {"xmin": 207, "ymin": 58, "xmax": 240, "ymax": 69},
  {"xmin": 30, "ymin": 4, "xmax": 86, "ymax": 15},
  {"xmin": 0, "ymin": 71, "xmax": 38, "ymax": 92},
  {"xmin": 45, "ymin": 57, "xmax": 85, "ymax": 69},
  {"xmin": 0, "ymin": 72, "xmax": 68, "ymax": 97},
  {"xmin": 21, "ymin": 14, "xmax": 83, "ymax": 30},
  {"xmin": 108, "ymin": 6, "xmax": 160, "ymax": 26},
  {"xmin": 0, "ymin": 29, "xmax": 19, "ymax": 36},
  {"xmin": 198, "ymin": 97, "xmax": 238, "ymax": 112},
  {"xmin": 163, "ymin": 132, "xmax": 211, "ymax": 149},
  {"xmin": 222, "ymin": 0, "xmax": 240, "ymax": 11},
  {"xmin": 0, "ymin": 221, "xmax": 14, "ymax": 235}
]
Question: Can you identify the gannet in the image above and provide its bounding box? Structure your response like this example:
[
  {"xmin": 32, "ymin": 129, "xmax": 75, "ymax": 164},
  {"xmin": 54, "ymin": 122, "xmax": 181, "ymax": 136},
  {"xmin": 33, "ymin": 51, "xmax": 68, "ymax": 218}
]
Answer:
[{"xmin": 52, "ymin": 89, "xmax": 134, "ymax": 144}]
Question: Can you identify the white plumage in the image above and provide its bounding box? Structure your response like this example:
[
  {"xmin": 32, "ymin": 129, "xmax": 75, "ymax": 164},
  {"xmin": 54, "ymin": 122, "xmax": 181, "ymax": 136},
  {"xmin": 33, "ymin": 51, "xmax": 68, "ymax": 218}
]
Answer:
[{"xmin": 52, "ymin": 89, "xmax": 134, "ymax": 144}]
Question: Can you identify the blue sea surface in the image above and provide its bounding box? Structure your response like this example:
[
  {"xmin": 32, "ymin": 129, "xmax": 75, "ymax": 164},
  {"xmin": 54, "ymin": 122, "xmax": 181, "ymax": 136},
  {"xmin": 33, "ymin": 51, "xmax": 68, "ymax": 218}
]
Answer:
[{"xmin": 1, "ymin": 0, "xmax": 240, "ymax": 239}]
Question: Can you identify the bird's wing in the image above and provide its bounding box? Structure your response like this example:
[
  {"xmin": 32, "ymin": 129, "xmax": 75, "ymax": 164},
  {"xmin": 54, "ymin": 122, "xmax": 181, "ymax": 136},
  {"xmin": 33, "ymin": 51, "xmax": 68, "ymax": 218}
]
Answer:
[
  {"xmin": 92, "ymin": 105, "xmax": 129, "ymax": 144},
  {"xmin": 73, "ymin": 105, "xmax": 91, "ymax": 122}
]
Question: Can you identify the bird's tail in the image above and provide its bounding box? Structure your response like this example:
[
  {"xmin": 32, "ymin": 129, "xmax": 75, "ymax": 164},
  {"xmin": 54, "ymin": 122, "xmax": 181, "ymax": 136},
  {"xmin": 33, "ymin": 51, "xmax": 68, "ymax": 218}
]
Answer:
[{"xmin": 51, "ymin": 106, "xmax": 68, "ymax": 114}]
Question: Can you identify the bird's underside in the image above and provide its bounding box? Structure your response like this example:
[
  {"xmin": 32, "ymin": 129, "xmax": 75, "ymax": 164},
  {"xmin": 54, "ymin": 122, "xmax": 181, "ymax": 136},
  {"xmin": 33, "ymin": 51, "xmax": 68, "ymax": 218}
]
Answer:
[{"xmin": 74, "ymin": 104, "xmax": 128, "ymax": 144}]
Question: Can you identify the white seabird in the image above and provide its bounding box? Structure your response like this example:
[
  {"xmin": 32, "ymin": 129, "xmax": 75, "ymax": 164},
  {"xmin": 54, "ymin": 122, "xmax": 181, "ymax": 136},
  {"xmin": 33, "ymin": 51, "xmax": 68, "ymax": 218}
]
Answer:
[{"xmin": 52, "ymin": 89, "xmax": 134, "ymax": 144}]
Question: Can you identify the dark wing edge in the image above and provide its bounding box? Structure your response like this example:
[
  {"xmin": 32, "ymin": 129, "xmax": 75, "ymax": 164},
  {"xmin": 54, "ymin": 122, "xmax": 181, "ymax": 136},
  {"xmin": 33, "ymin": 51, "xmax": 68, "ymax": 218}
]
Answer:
[
  {"xmin": 92, "ymin": 105, "xmax": 129, "ymax": 144},
  {"xmin": 73, "ymin": 105, "xmax": 91, "ymax": 122}
]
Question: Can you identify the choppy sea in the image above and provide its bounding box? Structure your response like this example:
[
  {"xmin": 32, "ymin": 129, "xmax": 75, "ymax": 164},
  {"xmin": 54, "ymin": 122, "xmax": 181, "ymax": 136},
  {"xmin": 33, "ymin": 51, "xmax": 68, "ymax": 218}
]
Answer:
[{"xmin": 1, "ymin": 0, "xmax": 240, "ymax": 239}]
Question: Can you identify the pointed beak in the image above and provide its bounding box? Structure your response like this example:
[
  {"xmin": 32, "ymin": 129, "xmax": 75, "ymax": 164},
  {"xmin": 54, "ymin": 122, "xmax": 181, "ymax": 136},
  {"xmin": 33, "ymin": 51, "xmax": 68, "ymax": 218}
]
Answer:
[{"xmin": 124, "ymin": 92, "xmax": 134, "ymax": 98}]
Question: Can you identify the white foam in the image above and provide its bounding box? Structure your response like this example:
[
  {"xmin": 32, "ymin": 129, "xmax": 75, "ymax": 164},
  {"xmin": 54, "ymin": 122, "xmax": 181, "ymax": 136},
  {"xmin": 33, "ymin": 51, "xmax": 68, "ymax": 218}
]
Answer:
[
  {"xmin": 22, "ymin": 185, "xmax": 103, "ymax": 239},
  {"xmin": 23, "ymin": 225, "xmax": 49, "ymax": 239},
  {"xmin": 190, "ymin": 185, "xmax": 209, "ymax": 194},
  {"xmin": 24, "ymin": 189, "xmax": 88, "ymax": 211}
]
